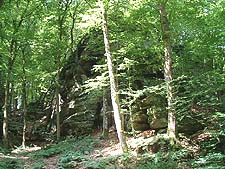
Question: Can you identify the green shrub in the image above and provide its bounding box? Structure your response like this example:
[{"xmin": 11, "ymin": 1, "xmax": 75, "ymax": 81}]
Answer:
[
  {"xmin": 30, "ymin": 146, "xmax": 62, "ymax": 159},
  {"xmin": 0, "ymin": 158, "xmax": 24, "ymax": 169},
  {"xmin": 85, "ymin": 156, "xmax": 117, "ymax": 169},
  {"xmin": 57, "ymin": 151, "xmax": 87, "ymax": 169},
  {"xmin": 29, "ymin": 162, "xmax": 45, "ymax": 169},
  {"xmin": 136, "ymin": 152, "xmax": 179, "ymax": 169},
  {"xmin": 191, "ymin": 153, "xmax": 225, "ymax": 169}
]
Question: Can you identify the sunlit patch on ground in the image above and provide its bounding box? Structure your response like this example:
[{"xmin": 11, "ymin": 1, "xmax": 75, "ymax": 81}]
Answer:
[{"xmin": 11, "ymin": 146, "xmax": 42, "ymax": 154}]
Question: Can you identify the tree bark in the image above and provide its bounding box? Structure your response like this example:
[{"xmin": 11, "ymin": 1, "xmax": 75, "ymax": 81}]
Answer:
[
  {"xmin": 22, "ymin": 49, "xmax": 27, "ymax": 148},
  {"xmin": 3, "ymin": 40, "xmax": 16, "ymax": 148},
  {"xmin": 56, "ymin": 80, "xmax": 61, "ymax": 141},
  {"xmin": 101, "ymin": 1, "xmax": 128, "ymax": 152},
  {"xmin": 102, "ymin": 89, "xmax": 109, "ymax": 138},
  {"xmin": 55, "ymin": 0, "xmax": 71, "ymax": 141},
  {"xmin": 159, "ymin": 1, "xmax": 176, "ymax": 145},
  {"xmin": 3, "ymin": 74, "xmax": 9, "ymax": 148}
]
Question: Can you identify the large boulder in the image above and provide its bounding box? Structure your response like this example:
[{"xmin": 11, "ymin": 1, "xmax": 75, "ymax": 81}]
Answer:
[
  {"xmin": 150, "ymin": 118, "xmax": 167, "ymax": 129},
  {"xmin": 132, "ymin": 113, "xmax": 150, "ymax": 131},
  {"xmin": 147, "ymin": 104, "xmax": 167, "ymax": 130},
  {"xmin": 178, "ymin": 116, "xmax": 204, "ymax": 135}
]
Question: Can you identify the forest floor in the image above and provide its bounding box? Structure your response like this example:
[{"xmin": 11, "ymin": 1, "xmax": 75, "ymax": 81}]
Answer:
[
  {"xmin": 0, "ymin": 130, "xmax": 128, "ymax": 169},
  {"xmin": 0, "ymin": 130, "xmax": 224, "ymax": 168},
  {"xmin": 36, "ymin": 130, "xmax": 123, "ymax": 169}
]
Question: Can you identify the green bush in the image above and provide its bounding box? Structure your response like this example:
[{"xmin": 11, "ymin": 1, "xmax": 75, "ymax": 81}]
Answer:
[
  {"xmin": 85, "ymin": 156, "xmax": 118, "ymax": 169},
  {"xmin": 57, "ymin": 151, "xmax": 86, "ymax": 169},
  {"xmin": 29, "ymin": 162, "xmax": 45, "ymax": 169},
  {"xmin": 30, "ymin": 146, "xmax": 62, "ymax": 159},
  {"xmin": 0, "ymin": 158, "xmax": 24, "ymax": 169},
  {"xmin": 136, "ymin": 152, "xmax": 179, "ymax": 169},
  {"xmin": 191, "ymin": 153, "xmax": 225, "ymax": 169}
]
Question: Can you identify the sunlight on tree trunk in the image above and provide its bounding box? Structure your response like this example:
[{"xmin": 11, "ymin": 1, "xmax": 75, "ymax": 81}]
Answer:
[
  {"xmin": 3, "ymin": 77, "xmax": 9, "ymax": 148},
  {"xmin": 22, "ymin": 49, "xmax": 27, "ymax": 148},
  {"xmin": 100, "ymin": 1, "xmax": 128, "ymax": 153},
  {"xmin": 56, "ymin": 80, "xmax": 61, "ymax": 141},
  {"xmin": 159, "ymin": 1, "xmax": 176, "ymax": 145}
]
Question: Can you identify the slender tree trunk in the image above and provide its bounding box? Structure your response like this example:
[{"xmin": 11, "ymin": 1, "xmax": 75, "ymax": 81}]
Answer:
[
  {"xmin": 56, "ymin": 78, "xmax": 61, "ymax": 141},
  {"xmin": 55, "ymin": 0, "xmax": 70, "ymax": 141},
  {"xmin": 22, "ymin": 77, "xmax": 27, "ymax": 148},
  {"xmin": 13, "ymin": 85, "xmax": 18, "ymax": 112},
  {"xmin": 102, "ymin": 89, "xmax": 109, "ymax": 138},
  {"xmin": 101, "ymin": 1, "xmax": 128, "ymax": 152},
  {"xmin": 3, "ymin": 40, "xmax": 15, "ymax": 148},
  {"xmin": 128, "ymin": 68, "xmax": 135, "ymax": 135},
  {"xmin": 9, "ymin": 82, "xmax": 13, "ymax": 113},
  {"xmin": 2, "ymin": 9, "xmax": 24, "ymax": 146},
  {"xmin": 159, "ymin": 1, "xmax": 176, "ymax": 145},
  {"xmin": 22, "ymin": 50, "xmax": 27, "ymax": 148},
  {"xmin": 13, "ymin": 96, "xmax": 18, "ymax": 112},
  {"xmin": 3, "ymin": 74, "xmax": 10, "ymax": 148}
]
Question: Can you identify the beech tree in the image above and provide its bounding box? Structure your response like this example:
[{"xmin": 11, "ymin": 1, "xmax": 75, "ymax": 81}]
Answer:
[
  {"xmin": 55, "ymin": 0, "xmax": 71, "ymax": 142},
  {"xmin": 100, "ymin": 0, "xmax": 128, "ymax": 152},
  {"xmin": 2, "ymin": 1, "xmax": 26, "ymax": 148},
  {"xmin": 21, "ymin": 47, "xmax": 27, "ymax": 148},
  {"xmin": 102, "ymin": 89, "xmax": 109, "ymax": 138},
  {"xmin": 159, "ymin": 1, "xmax": 176, "ymax": 144}
]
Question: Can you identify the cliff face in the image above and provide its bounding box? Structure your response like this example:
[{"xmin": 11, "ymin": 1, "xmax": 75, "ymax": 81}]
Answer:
[
  {"xmin": 59, "ymin": 30, "xmax": 105, "ymax": 136},
  {"xmin": 58, "ymin": 30, "xmax": 206, "ymax": 138}
]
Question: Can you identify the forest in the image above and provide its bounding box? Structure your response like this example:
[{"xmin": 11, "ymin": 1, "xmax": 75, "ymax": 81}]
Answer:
[{"xmin": 0, "ymin": 0, "xmax": 225, "ymax": 168}]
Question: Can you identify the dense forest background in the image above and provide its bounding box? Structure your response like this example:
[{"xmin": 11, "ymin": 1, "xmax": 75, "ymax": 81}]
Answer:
[{"xmin": 0, "ymin": 0, "xmax": 224, "ymax": 168}]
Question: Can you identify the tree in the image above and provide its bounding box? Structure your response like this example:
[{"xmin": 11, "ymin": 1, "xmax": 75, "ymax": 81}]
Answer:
[
  {"xmin": 0, "ymin": 0, "xmax": 44, "ymax": 148},
  {"xmin": 2, "ymin": 9, "xmax": 22, "ymax": 148},
  {"xmin": 159, "ymin": 0, "xmax": 176, "ymax": 144},
  {"xmin": 102, "ymin": 89, "xmax": 109, "ymax": 138},
  {"xmin": 21, "ymin": 47, "xmax": 27, "ymax": 148},
  {"xmin": 100, "ymin": 0, "xmax": 128, "ymax": 152}
]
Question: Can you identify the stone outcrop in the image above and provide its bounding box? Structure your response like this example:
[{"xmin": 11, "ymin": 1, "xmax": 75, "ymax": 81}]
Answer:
[
  {"xmin": 59, "ymin": 29, "xmax": 105, "ymax": 136},
  {"xmin": 132, "ymin": 93, "xmax": 204, "ymax": 135},
  {"xmin": 131, "ymin": 93, "xmax": 167, "ymax": 131}
]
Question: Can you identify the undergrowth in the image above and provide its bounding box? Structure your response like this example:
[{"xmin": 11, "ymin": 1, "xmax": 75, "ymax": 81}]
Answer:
[
  {"xmin": 0, "ymin": 158, "xmax": 24, "ymax": 169},
  {"xmin": 0, "ymin": 132, "xmax": 224, "ymax": 168}
]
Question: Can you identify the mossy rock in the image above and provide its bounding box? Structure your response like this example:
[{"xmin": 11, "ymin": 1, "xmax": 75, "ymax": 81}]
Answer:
[
  {"xmin": 178, "ymin": 116, "xmax": 204, "ymax": 135},
  {"xmin": 133, "ymin": 123, "xmax": 150, "ymax": 131},
  {"xmin": 150, "ymin": 118, "xmax": 167, "ymax": 129},
  {"xmin": 133, "ymin": 113, "xmax": 148, "ymax": 123}
]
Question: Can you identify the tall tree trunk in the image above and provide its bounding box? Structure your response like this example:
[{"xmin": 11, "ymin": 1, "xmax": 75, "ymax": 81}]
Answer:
[
  {"xmin": 22, "ymin": 49, "xmax": 27, "ymax": 148},
  {"xmin": 9, "ymin": 82, "xmax": 13, "ymax": 113},
  {"xmin": 102, "ymin": 89, "xmax": 109, "ymax": 138},
  {"xmin": 2, "ymin": 6, "xmax": 24, "ymax": 147},
  {"xmin": 55, "ymin": 0, "xmax": 70, "ymax": 141},
  {"xmin": 3, "ymin": 74, "xmax": 10, "ymax": 148},
  {"xmin": 159, "ymin": 1, "xmax": 176, "ymax": 145},
  {"xmin": 128, "ymin": 68, "xmax": 135, "ymax": 135},
  {"xmin": 13, "ymin": 95, "xmax": 18, "ymax": 112},
  {"xmin": 56, "ymin": 78, "xmax": 61, "ymax": 141},
  {"xmin": 3, "ymin": 40, "xmax": 16, "ymax": 148},
  {"xmin": 101, "ymin": 1, "xmax": 128, "ymax": 153}
]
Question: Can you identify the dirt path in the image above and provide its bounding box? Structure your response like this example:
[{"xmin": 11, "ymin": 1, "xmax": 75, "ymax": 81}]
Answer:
[
  {"xmin": 43, "ymin": 155, "xmax": 60, "ymax": 169},
  {"xmin": 10, "ymin": 146, "xmax": 60, "ymax": 169}
]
